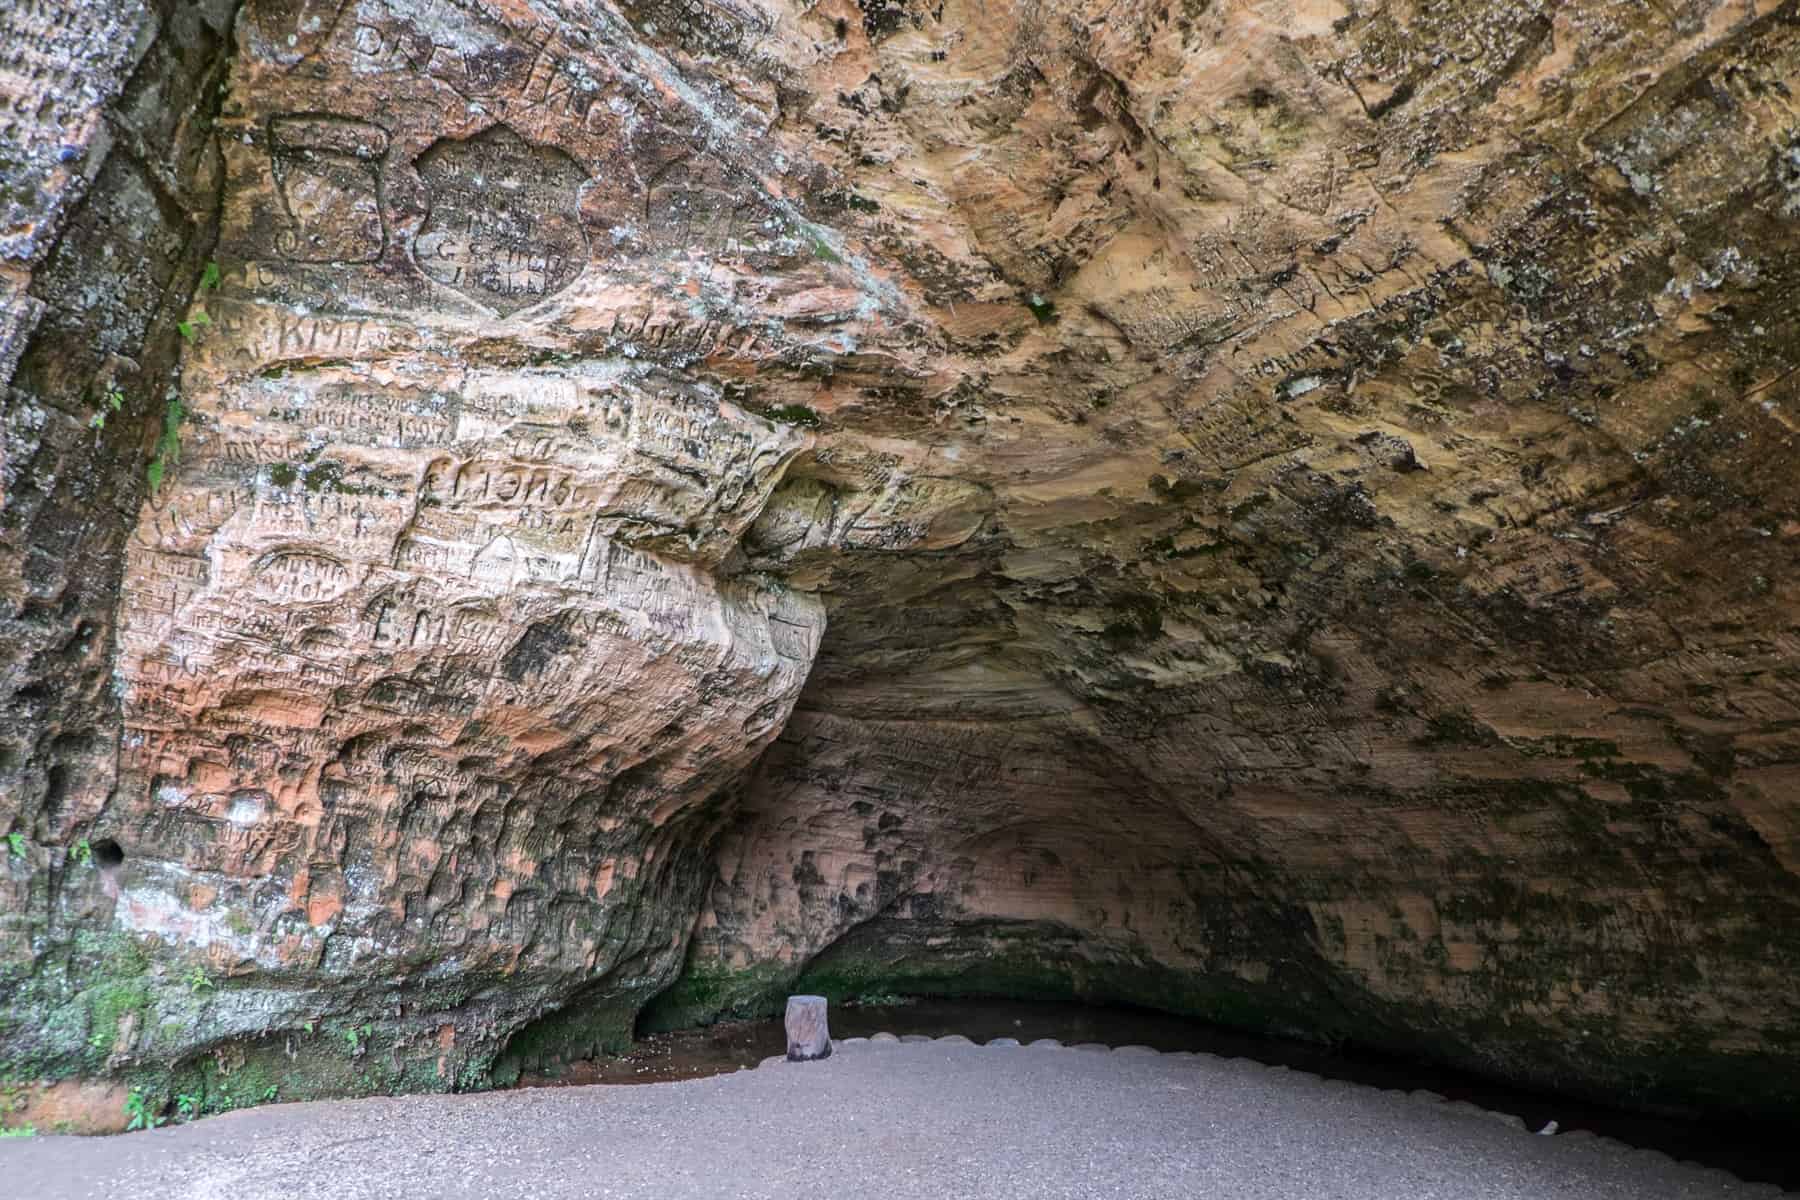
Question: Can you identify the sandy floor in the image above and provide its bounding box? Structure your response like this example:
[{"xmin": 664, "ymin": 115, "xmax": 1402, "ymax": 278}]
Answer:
[{"xmin": 0, "ymin": 1037, "xmax": 1786, "ymax": 1199}]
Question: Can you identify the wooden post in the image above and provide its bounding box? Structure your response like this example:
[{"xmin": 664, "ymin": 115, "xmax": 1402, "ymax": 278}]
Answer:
[{"xmin": 785, "ymin": 994, "xmax": 832, "ymax": 1061}]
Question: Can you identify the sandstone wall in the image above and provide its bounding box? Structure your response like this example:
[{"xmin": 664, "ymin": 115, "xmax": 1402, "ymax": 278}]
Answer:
[
  {"xmin": 2, "ymin": 0, "xmax": 1798, "ymax": 1127},
  {"xmin": 657, "ymin": 0, "xmax": 1800, "ymax": 1119},
  {"xmin": 4, "ymin": 0, "xmax": 846, "ymax": 1116}
]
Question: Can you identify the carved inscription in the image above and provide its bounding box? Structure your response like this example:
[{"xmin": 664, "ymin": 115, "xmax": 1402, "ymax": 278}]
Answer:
[
  {"xmin": 269, "ymin": 116, "xmax": 389, "ymax": 263},
  {"xmin": 413, "ymin": 126, "xmax": 589, "ymax": 313},
  {"xmin": 645, "ymin": 156, "xmax": 755, "ymax": 254},
  {"xmin": 229, "ymin": 384, "xmax": 456, "ymax": 447},
  {"xmin": 213, "ymin": 303, "xmax": 404, "ymax": 367},
  {"xmin": 251, "ymin": 551, "xmax": 355, "ymax": 604},
  {"xmin": 606, "ymin": 307, "xmax": 761, "ymax": 358},
  {"xmin": 368, "ymin": 588, "xmax": 509, "ymax": 655},
  {"xmin": 423, "ymin": 456, "xmax": 603, "ymax": 512}
]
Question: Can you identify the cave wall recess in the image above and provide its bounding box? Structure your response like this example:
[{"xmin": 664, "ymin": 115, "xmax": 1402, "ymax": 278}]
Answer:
[{"xmin": 3, "ymin": 0, "xmax": 1799, "ymax": 1130}]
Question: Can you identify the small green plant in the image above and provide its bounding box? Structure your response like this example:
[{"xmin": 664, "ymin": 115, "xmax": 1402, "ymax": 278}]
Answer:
[
  {"xmin": 6, "ymin": 833, "xmax": 24, "ymax": 859},
  {"xmin": 174, "ymin": 1093, "xmax": 201, "ymax": 1123},
  {"xmin": 71, "ymin": 838, "xmax": 92, "ymax": 865},
  {"xmin": 260, "ymin": 1085, "xmax": 279, "ymax": 1103},
  {"xmin": 184, "ymin": 966, "xmax": 214, "ymax": 995},
  {"xmin": 176, "ymin": 260, "xmax": 223, "ymax": 342},
  {"xmin": 123, "ymin": 1087, "xmax": 165, "ymax": 1131},
  {"xmin": 146, "ymin": 396, "xmax": 184, "ymax": 494},
  {"xmin": 89, "ymin": 385, "xmax": 125, "ymax": 430},
  {"xmin": 754, "ymin": 403, "xmax": 823, "ymax": 429},
  {"xmin": 344, "ymin": 1023, "xmax": 372, "ymax": 1055},
  {"xmin": 806, "ymin": 232, "xmax": 842, "ymax": 264},
  {"xmin": 302, "ymin": 1020, "xmax": 315, "ymax": 1034},
  {"xmin": 176, "ymin": 310, "xmax": 211, "ymax": 342},
  {"xmin": 0, "ymin": 1124, "xmax": 37, "ymax": 1138}
]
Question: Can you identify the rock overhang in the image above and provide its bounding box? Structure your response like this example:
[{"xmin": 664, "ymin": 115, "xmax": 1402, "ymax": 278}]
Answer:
[{"xmin": 1, "ymin": 0, "xmax": 1798, "ymax": 1129}]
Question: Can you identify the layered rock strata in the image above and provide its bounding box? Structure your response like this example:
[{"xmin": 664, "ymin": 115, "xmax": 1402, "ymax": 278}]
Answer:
[{"xmin": 2, "ymin": 0, "xmax": 1798, "ymax": 1128}]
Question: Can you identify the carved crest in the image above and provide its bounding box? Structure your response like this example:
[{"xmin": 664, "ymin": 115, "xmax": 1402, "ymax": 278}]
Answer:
[
  {"xmin": 269, "ymin": 115, "xmax": 389, "ymax": 263},
  {"xmin": 412, "ymin": 125, "xmax": 589, "ymax": 315}
]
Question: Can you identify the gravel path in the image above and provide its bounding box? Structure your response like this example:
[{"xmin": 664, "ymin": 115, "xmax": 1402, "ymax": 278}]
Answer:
[{"xmin": 1, "ymin": 1037, "xmax": 1786, "ymax": 1199}]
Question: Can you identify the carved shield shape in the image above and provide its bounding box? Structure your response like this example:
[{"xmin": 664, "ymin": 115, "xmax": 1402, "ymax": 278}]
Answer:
[
  {"xmin": 413, "ymin": 126, "xmax": 589, "ymax": 315},
  {"xmin": 269, "ymin": 116, "xmax": 388, "ymax": 263}
]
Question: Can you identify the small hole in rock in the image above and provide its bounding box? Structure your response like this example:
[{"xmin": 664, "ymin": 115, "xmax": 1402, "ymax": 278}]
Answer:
[{"xmin": 92, "ymin": 838, "xmax": 124, "ymax": 869}]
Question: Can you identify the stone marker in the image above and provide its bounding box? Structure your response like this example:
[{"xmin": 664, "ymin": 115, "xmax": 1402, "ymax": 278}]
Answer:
[{"xmin": 785, "ymin": 995, "xmax": 832, "ymax": 1062}]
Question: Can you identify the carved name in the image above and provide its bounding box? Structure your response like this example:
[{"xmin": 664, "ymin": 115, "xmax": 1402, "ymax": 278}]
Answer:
[{"xmin": 251, "ymin": 551, "xmax": 356, "ymax": 604}]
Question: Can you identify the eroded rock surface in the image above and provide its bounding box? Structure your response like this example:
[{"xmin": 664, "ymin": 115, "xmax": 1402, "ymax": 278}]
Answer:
[{"xmin": 3, "ymin": 0, "xmax": 1799, "ymax": 1127}]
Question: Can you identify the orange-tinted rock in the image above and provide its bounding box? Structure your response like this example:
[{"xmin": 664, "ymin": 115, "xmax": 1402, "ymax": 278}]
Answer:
[
  {"xmin": 2, "ymin": 0, "xmax": 1798, "ymax": 1123},
  {"xmin": 2, "ymin": 1081, "xmax": 132, "ymax": 1136}
]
